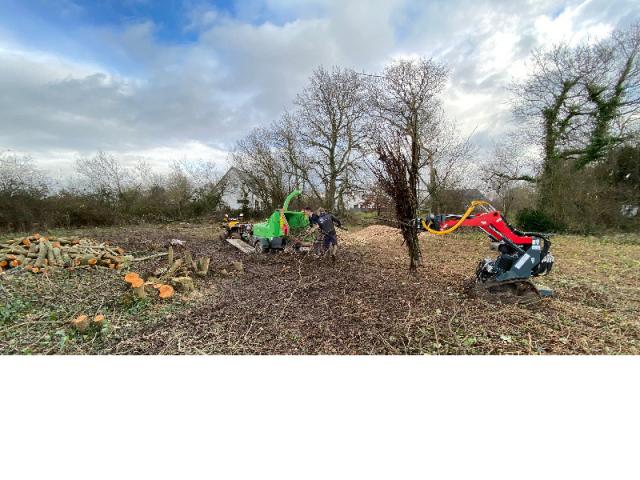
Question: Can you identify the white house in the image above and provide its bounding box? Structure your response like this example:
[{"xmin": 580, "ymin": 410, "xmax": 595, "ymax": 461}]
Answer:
[{"xmin": 218, "ymin": 167, "xmax": 262, "ymax": 211}]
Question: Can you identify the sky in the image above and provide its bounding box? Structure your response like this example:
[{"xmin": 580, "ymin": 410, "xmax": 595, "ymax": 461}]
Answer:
[{"xmin": 0, "ymin": 0, "xmax": 638, "ymax": 178}]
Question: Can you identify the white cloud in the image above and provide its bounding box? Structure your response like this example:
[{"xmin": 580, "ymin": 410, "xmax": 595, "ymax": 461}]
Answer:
[
  {"xmin": 534, "ymin": 0, "xmax": 614, "ymax": 47},
  {"xmin": 0, "ymin": 0, "xmax": 638, "ymax": 176}
]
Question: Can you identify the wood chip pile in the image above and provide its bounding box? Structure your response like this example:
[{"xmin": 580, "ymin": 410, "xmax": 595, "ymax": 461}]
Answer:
[
  {"xmin": 0, "ymin": 234, "xmax": 131, "ymax": 274},
  {"xmin": 349, "ymin": 225, "xmax": 401, "ymax": 241}
]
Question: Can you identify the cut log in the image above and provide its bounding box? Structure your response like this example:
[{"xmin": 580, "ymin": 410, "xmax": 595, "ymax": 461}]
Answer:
[
  {"xmin": 167, "ymin": 245, "xmax": 174, "ymax": 266},
  {"xmin": 46, "ymin": 241, "xmax": 56, "ymax": 266},
  {"xmin": 124, "ymin": 272, "xmax": 141, "ymax": 284},
  {"xmin": 158, "ymin": 284, "xmax": 174, "ymax": 299},
  {"xmin": 79, "ymin": 254, "xmax": 98, "ymax": 266},
  {"xmin": 130, "ymin": 277, "xmax": 146, "ymax": 298},
  {"xmin": 161, "ymin": 258, "xmax": 184, "ymax": 281},
  {"xmin": 1, "ymin": 233, "xmax": 129, "ymax": 272},
  {"xmin": 71, "ymin": 314, "xmax": 90, "ymax": 332},
  {"xmin": 93, "ymin": 314, "xmax": 105, "ymax": 327},
  {"xmin": 52, "ymin": 247, "xmax": 63, "ymax": 266},
  {"xmin": 34, "ymin": 239, "xmax": 48, "ymax": 268},
  {"xmin": 195, "ymin": 257, "xmax": 211, "ymax": 276},
  {"xmin": 184, "ymin": 251, "xmax": 194, "ymax": 270},
  {"xmin": 171, "ymin": 276, "xmax": 194, "ymax": 292}
]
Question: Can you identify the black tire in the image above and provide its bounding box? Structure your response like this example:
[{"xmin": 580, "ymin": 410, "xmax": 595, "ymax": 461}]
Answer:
[{"xmin": 254, "ymin": 240, "xmax": 268, "ymax": 254}]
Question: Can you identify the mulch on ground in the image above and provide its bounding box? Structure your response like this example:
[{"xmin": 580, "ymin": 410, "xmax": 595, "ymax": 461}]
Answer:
[{"xmin": 1, "ymin": 223, "xmax": 638, "ymax": 354}]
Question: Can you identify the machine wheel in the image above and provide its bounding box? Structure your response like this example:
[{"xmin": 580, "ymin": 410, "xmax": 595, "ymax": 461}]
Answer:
[{"xmin": 254, "ymin": 240, "xmax": 268, "ymax": 254}]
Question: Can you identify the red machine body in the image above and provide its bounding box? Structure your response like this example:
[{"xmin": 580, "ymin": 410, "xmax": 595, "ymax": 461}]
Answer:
[
  {"xmin": 420, "ymin": 203, "xmax": 554, "ymax": 296},
  {"xmin": 435, "ymin": 210, "xmax": 533, "ymax": 247}
]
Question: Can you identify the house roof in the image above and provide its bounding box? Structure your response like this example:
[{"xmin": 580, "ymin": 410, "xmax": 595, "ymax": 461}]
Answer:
[{"xmin": 217, "ymin": 166, "xmax": 252, "ymax": 188}]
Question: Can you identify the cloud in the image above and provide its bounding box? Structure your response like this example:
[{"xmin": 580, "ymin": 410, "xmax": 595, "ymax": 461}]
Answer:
[
  {"xmin": 397, "ymin": 0, "xmax": 640, "ymax": 145},
  {"xmin": 0, "ymin": 0, "xmax": 638, "ymax": 175}
]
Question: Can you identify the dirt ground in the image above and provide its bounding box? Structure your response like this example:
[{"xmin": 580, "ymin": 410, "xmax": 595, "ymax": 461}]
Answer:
[{"xmin": 1, "ymin": 222, "xmax": 639, "ymax": 354}]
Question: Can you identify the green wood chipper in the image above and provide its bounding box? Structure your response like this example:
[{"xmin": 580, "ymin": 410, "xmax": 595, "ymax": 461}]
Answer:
[{"xmin": 224, "ymin": 190, "xmax": 311, "ymax": 254}]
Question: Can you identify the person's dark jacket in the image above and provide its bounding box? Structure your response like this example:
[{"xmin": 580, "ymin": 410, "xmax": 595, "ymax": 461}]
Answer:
[
  {"xmin": 317, "ymin": 212, "xmax": 342, "ymax": 236},
  {"xmin": 308, "ymin": 213, "xmax": 319, "ymax": 227}
]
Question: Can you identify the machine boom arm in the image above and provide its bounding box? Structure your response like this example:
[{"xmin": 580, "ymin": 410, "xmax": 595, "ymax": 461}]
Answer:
[{"xmin": 417, "ymin": 201, "xmax": 554, "ymax": 286}]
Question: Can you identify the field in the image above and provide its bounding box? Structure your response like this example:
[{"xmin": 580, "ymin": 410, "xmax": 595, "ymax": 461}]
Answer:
[{"xmin": 1, "ymin": 222, "xmax": 639, "ymax": 355}]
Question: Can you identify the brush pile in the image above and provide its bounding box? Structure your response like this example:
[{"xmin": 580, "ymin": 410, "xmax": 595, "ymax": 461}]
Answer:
[{"xmin": 0, "ymin": 234, "xmax": 131, "ymax": 274}]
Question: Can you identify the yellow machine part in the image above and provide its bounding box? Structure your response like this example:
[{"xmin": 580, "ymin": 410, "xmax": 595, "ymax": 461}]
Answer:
[{"xmin": 421, "ymin": 200, "xmax": 493, "ymax": 235}]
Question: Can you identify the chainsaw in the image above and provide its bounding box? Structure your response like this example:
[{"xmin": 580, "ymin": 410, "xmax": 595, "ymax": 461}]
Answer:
[{"xmin": 417, "ymin": 201, "xmax": 554, "ymax": 304}]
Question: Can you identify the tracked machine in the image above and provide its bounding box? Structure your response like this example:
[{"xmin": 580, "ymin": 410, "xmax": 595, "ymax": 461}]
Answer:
[{"xmin": 418, "ymin": 201, "xmax": 555, "ymax": 304}]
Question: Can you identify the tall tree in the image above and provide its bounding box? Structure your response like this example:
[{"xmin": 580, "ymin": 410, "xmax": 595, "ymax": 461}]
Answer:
[
  {"xmin": 76, "ymin": 151, "xmax": 131, "ymax": 201},
  {"xmin": 370, "ymin": 135, "xmax": 423, "ymax": 271},
  {"xmin": 511, "ymin": 44, "xmax": 589, "ymax": 215},
  {"xmin": 272, "ymin": 112, "xmax": 313, "ymax": 195},
  {"xmin": 482, "ymin": 138, "xmax": 537, "ymax": 216},
  {"xmin": 419, "ymin": 112, "xmax": 475, "ymax": 211},
  {"xmin": 511, "ymin": 22, "xmax": 640, "ymax": 220},
  {"xmin": 231, "ymin": 127, "xmax": 288, "ymax": 210},
  {"xmin": 294, "ymin": 66, "xmax": 368, "ymax": 211},
  {"xmin": 368, "ymin": 58, "xmax": 448, "ymax": 271},
  {"xmin": 578, "ymin": 23, "xmax": 640, "ymax": 167}
]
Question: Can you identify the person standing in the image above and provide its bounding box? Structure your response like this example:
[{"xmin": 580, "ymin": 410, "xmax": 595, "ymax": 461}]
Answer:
[{"xmin": 316, "ymin": 208, "xmax": 342, "ymax": 259}]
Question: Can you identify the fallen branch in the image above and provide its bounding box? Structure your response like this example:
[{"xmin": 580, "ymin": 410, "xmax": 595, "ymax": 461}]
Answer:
[{"xmin": 131, "ymin": 252, "xmax": 169, "ymax": 262}]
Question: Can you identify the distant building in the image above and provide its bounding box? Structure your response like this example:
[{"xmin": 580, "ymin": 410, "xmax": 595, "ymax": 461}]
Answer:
[{"xmin": 217, "ymin": 167, "xmax": 262, "ymax": 211}]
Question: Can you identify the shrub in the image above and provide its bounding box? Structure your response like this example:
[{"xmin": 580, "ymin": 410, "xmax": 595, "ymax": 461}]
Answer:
[{"xmin": 516, "ymin": 208, "xmax": 563, "ymax": 233}]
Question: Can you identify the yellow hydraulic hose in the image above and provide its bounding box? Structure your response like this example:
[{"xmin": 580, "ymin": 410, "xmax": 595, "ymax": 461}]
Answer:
[{"xmin": 421, "ymin": 200, "xmax": 493, "ymax": 235}]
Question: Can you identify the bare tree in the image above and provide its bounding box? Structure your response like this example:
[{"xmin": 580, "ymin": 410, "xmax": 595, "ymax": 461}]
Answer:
[
  {"xmin": 231, "ymin": 127, "xmax": 288, "ymax": 210},
  {"xmin": 482, "ymin": 139, "xmax": 537, "ymax": 216},
  {"xmin": 370, "ymin": 134, "xmax": 422, "ymax": 271},
  {"xmin": 165, "ymin": 163, "xmax": 193, "ymax": 218},
  {"xmin": 369, "ymin": 57, "xmax": 449, "ymax": 202},
  {"xmin": 172, "ymin": 158, "xmax": 222, "ymax": 189},
  {"xmin": 0, "ymin": 151, "xmax": 48, "ymax": 196},
  {"xmin": 419, "ymin": 112, "xmax": 475, "ymax": 211},
  {"xmin": 272, "ymin": 112, "xmax": 313, "ymax": 194},
  {"xmin": 579, "ymin": 23, "xmax": 640, "ymax": 167},
  {"xmin": 0, "ymin": 151, "xmax": 51, "ymax": 231},
  {"xmin": 511, "ymin": 44, "xmax": 590, "ymax": 213},
  {"xmin": 511, "ymin": 22, "xmax": 640, "ymax": 218},
  {"xmin": 169, "ymin": 159, "xmax": 225, "ymax": 214},
  {"xmin": 76, "ymin": 151, "xmax": 130, "ymax": 199},
  {"xmin": 367, "ymin": 58, "xmax": 448, "ymax": 271},
  {"xmin": 294, "ymin": 66, "xmax": 368, "ymax": 211}
]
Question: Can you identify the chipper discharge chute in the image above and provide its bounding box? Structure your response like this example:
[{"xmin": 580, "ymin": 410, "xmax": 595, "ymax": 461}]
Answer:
[
  {"xmin": 417, "ymin": 201, "xmax": 555, "ymax": 304},
  {"xmin": 225, "ymin": 190, "xmax": 311, "ymax": 254}
]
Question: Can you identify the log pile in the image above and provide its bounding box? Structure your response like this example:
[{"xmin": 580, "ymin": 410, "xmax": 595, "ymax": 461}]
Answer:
[{"xmin": 0, "ymin": 234, "xmax": 131, "ymax": 274}]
